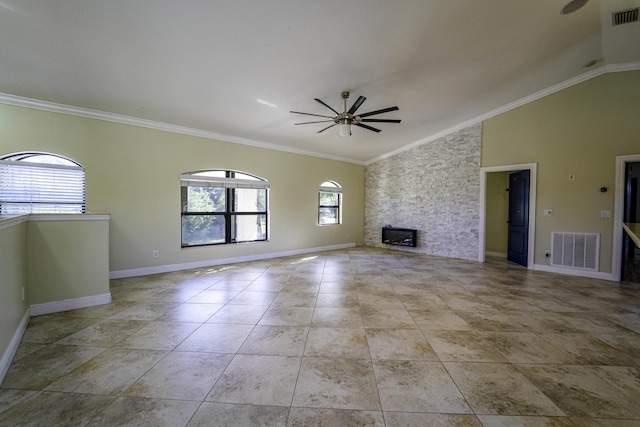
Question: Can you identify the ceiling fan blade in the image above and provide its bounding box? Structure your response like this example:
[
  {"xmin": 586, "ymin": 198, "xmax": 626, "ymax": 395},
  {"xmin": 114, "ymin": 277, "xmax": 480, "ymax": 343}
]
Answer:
[
  {"xmin": 355, "ymin": 123, "xmax": 381, "ymax": 133},
  {"xmin": 294, "ymin": 120, "xmax": 334, "ymax": 125},
  {"xmin": 290, "ymin": 110, "xmax": 334, "ymax": 119},
  {"xmin": 358, "ymin": 106, "xmax": 399, "ymax": 118},
  {"xmin": 314, "ymin": 98, "xmax": 340, "ymax": 115},
  {"xmin": 317, "ymin": 123, "xmax": 338, "ymax": 133},
  {"xmin": 347, "ymin": 96, "xmax": 366, "ymax": 115},
  {"xmin": 361, "ymin": 119, "xmax": 401, "ymax": 123}
]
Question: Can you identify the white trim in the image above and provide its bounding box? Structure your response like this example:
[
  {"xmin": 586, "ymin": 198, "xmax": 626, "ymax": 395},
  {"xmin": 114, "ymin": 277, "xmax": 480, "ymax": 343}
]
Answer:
[
  {"xmin": 479, "ymin": 163, "xmax": 537, "ymax": 269},
  {"xmin": 0, "ymin": 213, "xmax": 109, "ymax": 231},
  {"xmin": 110, "ymin": 242, "xmax": 357, "ymax": 279},
  {"xmin": 180, "ymin": 174, "xmax": 270, "ymax": 189},
  {"xmin": 613, "ymin": 154, "xmax": 640, "ymax": 281},
  {"xmin": 0, "ymin": 93, "xmax": 364, "ymax": 166},
  {"xmin": 0, "ymin": 215, "xmax": 27, "ymax": 231},
  {"xmin": 1, "ymin": 63, "xmax": 638, "ymax": 168},
  {"xmin": 0, "ymin": 158, "xmax": 84, "ymax": 172},
  {"xmin": 366, "ymin": 62, "xmax": 640, "ymax": 165},
  {"xmin": 606, "ymin": 61, "xmax": 640, "ymax": 73},
  {"xmin": 29, "ymin": 214, "xmax": 110, "ymax": 222},
  {"xmin": 485, "ymin": 251, "xmax": 508, "ymax": 258},
  {"xmin": 0, "ymin": 308, "xmax": 30, "ymax": 384},
  {"xmin": 534, "ymin": 263, "xmax": 615, "ymax": 281},
  {"xmin": 319, "ymin": 186, "xmax": 343, "ymax": 194},
  {"xmin": 30, "ymin": 293, "xmax": 112, "ymax": 316}
]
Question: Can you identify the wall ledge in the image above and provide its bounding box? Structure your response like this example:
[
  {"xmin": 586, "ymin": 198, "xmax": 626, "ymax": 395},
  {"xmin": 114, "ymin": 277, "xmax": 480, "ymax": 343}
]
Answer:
[
  {"xmin": 111, "ymin": 242, "xmax": 357, "ymax": 279},
  {"xmin": 0, "ymin": 213, "xmax": 110, "ymax": 231}
]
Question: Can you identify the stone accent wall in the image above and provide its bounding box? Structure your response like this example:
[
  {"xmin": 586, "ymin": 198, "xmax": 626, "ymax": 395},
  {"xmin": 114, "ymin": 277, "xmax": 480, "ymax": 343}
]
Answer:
[{"xmin": 365, "ymin": 123, "xmax": 482, "ymax": 261}]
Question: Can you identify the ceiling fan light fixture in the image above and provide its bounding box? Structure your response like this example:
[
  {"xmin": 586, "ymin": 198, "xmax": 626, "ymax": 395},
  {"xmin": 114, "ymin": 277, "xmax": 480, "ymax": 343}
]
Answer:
[{"xmin": 339, "ymin": 122, "xmax": 350, "ymax": 137}]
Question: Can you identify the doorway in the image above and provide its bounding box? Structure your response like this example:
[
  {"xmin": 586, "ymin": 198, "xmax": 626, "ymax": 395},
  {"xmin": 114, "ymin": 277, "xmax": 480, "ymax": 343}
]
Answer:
[
  {"xmin": 479, "ymin": 163, "xmax": 537, "ymax": 268},
  {"xmin": 613, "ymin": 155, "xmax": 640, "ymax": 281},
  {"xmin": 621, "ymin": 162, "xmax": 640, "ymax": 283}
]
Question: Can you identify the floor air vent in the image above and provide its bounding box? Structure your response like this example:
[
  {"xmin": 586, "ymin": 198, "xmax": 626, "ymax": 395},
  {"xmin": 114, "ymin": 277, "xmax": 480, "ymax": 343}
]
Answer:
[
  {"xmin": 612, "ymin": 8, "xmax": 639, "ymax": 26},
  {"xmin": 551, "ymin": 232, "xmax": 599, "ymax": 271}
]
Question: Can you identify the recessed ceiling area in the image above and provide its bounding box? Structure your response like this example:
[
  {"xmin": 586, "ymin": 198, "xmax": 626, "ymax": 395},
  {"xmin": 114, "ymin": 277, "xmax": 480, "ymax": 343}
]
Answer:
[{"xmin": 0, "ymin": 0, "xmax": 639, "ymax": 164}]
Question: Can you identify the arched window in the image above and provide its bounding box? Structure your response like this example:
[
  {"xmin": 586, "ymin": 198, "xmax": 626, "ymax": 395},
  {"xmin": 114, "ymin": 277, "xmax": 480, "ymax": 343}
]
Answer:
[
  {"xmin": 180, "ymin": 170, "xmax": 269, "ymax": 246},
  {"xmin": 318, "ymin": 181, "xmax": 342, "ymax": 225},
  {"xmin": 0, "ymin": 152, "xmax": 85, "ymax": 215}
]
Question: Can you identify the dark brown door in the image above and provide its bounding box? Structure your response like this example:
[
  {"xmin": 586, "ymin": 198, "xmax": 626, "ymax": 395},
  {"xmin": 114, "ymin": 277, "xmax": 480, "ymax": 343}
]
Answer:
[{"xmin": 508, "ymin": 170, "xmax": 530, "ymax": 267}]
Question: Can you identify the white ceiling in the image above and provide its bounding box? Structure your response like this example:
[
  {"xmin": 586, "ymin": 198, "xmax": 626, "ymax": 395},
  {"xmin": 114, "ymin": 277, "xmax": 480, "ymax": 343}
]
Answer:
[{"xmin": 1, "ymin": 0, "xmax": 639, "ymax": 164}]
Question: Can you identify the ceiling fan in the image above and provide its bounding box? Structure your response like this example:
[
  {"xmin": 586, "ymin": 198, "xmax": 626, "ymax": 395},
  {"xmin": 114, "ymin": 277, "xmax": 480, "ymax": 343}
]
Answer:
[{"xmin": 290, "ymin": 91, "xmax": 400, "ymax": 136}]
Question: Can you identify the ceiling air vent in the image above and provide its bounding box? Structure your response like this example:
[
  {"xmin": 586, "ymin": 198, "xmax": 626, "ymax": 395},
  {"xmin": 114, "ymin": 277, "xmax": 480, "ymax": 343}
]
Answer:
[{"xmin": 612, "ymin": 8, "xmax": 639, "ymax": 26}]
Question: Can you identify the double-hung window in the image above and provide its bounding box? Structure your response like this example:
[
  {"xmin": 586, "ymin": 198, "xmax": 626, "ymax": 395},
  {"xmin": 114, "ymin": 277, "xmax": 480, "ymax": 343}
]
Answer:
[
  {"xmin": 0, "ymin": 152, "xmax": 85, "ymax": 215},
  {"xmin": 318, "ymin": 181, "xmax": 342, "ymax": 225},
  {"xmin": 180, "ymin": 170, "xmax": 269, "ymax": 247}
]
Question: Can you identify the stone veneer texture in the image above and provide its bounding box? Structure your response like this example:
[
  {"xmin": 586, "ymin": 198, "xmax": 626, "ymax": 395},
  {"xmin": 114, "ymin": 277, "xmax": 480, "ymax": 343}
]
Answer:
[{"xmin": 364, "ymin": 123, "xmax": 481, "ymax": 261}]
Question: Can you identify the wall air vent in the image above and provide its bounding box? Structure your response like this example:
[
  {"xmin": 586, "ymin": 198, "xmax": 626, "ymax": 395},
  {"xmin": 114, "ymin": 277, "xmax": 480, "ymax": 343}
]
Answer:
[
  {"xmin": 612, "ymin": 8, "xmax": 639, "ymax": 26},
  {"xmin": 551, "ymin": 232, "xmax": 599, "ymax": 271}
]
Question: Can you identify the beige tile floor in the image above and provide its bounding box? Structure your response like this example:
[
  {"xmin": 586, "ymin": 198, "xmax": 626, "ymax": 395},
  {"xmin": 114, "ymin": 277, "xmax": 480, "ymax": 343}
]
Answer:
[{"xmin": 2, "ymin": 247, "xmax": 640, "ymax": 426}]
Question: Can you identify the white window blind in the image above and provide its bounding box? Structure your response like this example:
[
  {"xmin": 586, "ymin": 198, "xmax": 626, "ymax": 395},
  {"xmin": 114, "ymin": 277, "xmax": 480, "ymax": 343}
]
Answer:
[
  {"xmin": 0, "ymin": 159, "xmax": 85, "ymax": 214},
  {"xmin": 319, "ymin": 185, "xmax": 342, "ymax": 194},
  {"xmin": 319, "ymin": 181, "xmax": 342, "ymax": 194},
  {"xmin": 180, "ymin": 174, "xmax": 270, "ymax": 189}
]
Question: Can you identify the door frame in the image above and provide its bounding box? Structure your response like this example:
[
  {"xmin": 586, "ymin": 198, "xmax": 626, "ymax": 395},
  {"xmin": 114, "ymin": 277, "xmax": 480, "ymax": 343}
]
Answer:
[
  {"xmin": 612, "ymin": 154, "xmax": 640, "ymax": 281},
  {"xmin": 479, "ymin": 163, "xmax": 537, "ymax": 268}
]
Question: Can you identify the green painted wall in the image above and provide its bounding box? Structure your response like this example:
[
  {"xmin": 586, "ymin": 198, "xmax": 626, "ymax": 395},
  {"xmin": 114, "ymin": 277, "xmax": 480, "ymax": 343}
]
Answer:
[
  {"xmin": 0, "ymin": 221, "xmax": 28, "ymax": 359},
  {"xmin": 0, "ymin": 105, "xmax": 365, "ymax": 273},
  {"xmin": 482, "ymin": 71, "xmax": 640, "ymax": 272},
  {"xmin": 27, "ymin": 218, "xmax": 110, "ymax": 304}
]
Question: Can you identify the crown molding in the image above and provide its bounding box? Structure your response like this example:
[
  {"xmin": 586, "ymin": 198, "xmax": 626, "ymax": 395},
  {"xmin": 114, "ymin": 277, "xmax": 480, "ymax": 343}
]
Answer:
[
  {"xmin": 365, "ymin": 62, "xmax": 640, "ymax": 165},
  {"xmin": 2, "ymin": 61, "xmax": 638, "ymax": 168},
  {"xmin": 0, "ymin": 93, "xmax": 365, "ymax": 166}
]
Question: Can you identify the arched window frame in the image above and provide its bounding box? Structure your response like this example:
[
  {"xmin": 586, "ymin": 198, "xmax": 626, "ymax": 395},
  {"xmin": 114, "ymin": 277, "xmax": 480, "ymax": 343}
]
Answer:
[
  {"xmin": 0, "ymin": 151, "xmax": 85, "ymax": 215},
  {"xmin": 318, "ymin": 180, "xmax": 342, "ymax": 226},
  {"xmin": 180, "ymin": 169, "xmax": 269, "ymax": 246}
]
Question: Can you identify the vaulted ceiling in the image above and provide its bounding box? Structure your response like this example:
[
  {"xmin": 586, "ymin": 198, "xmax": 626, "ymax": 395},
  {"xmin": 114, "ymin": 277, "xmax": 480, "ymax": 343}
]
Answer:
[{"xmin": 1, "ymin": 0, "xmax": 638, "ymax": 164}]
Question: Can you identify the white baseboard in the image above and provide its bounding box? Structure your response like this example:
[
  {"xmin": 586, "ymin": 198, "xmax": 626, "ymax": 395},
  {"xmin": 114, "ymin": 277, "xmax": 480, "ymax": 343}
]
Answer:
[
  {"xmin": 533, "ymin": 263, "xmax": 616, "ymax": 281},
  {"xmin": 30, "ymin": 293, "xmax": 112, "ymax": 316},
  {"xmin": 0, "ymin": 308, "xmax": 30, "ymax": 384},
  {"xmin": 110, "ymin": 242, "xmax": 357, "ymax": 279},
  {"xmin": 1, "ymin": 294, "xmax": 111, "ymax": 384},
  {"xmin": 485, "ymin": 251, "xmax": 508, "ymax": 258}
]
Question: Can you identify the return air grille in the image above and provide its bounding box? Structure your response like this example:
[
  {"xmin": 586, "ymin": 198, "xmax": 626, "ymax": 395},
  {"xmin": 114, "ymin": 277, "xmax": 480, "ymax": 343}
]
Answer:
[
  {"xmin": 551, "ymin": 232, "xmax": 599, "ymax": 271},
  {"xmin": 612, "ymin": 8, "xmax": 639, "ymax": 26}
]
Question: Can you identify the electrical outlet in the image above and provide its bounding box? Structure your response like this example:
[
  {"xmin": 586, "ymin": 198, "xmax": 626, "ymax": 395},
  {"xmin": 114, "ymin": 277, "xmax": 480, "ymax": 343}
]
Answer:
[
  {"xmin": 601, "ymin": 210, "xmax": 611, "ymax": 218},
  {"xmin": 152, "ymin": 250, "xmax": 159, "ymax": 259},
  {"xmin": 543, "ymin": 209, "xmax": 552, "ymax": 216},
  {"xmin": 569, "ymin": 173, "xmax": 575, "ymax": 181}
]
